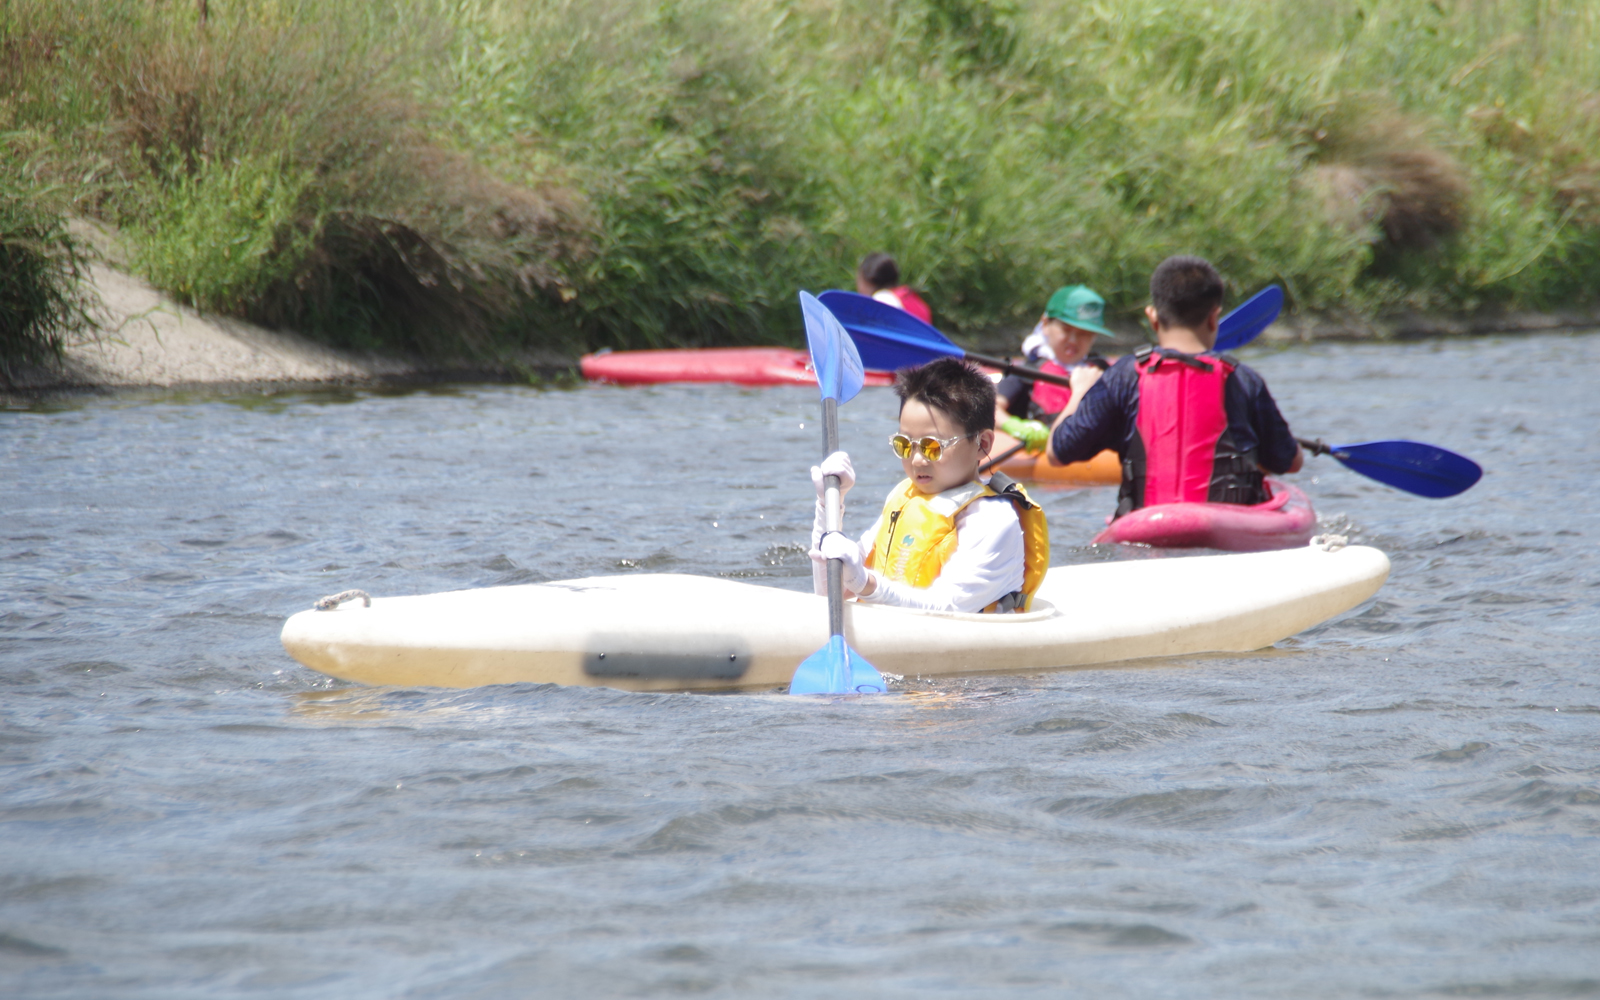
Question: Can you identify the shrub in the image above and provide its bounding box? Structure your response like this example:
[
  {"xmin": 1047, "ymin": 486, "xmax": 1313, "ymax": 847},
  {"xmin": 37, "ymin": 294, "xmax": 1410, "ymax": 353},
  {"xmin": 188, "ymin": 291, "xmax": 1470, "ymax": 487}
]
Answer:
[
  {"xmin": 0, "ymin": 179, "xmax": 95, "ymax": 380},
  {"xmin": 128, "ymin": 152, "xmax": 312, "ymax": 314}
]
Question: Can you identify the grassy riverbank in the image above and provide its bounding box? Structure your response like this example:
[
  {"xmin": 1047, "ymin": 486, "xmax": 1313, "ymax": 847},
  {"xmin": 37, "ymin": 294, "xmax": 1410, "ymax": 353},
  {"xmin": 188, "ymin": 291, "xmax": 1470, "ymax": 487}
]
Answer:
[{"xmin": 4, "ymin": 0, "xmax": 1598, "ymax": 363}]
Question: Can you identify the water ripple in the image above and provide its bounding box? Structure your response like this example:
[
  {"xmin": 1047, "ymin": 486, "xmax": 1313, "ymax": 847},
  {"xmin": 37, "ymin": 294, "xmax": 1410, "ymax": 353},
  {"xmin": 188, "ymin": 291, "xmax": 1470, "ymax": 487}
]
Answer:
[{"xmin": 3, "ymin": 335, "xmax": 1599, "ymax": 997}]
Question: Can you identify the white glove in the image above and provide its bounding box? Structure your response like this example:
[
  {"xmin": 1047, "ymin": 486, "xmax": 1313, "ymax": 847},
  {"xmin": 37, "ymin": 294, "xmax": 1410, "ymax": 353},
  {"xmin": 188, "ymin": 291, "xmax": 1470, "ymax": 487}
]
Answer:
[
  {"xmin": 810, "ymin": 450, "xmax": 855, "ymax": 501},
  {"xmin": 810, "ymin": 531, "xmax": 871, "ymax": 594}
]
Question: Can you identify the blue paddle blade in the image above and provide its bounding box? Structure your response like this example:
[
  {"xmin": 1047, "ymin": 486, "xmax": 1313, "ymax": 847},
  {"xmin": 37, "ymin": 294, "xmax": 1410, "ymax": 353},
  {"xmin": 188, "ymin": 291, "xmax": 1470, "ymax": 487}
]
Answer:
[
  {"xmin": 800, "ymin": 291, "xmax": 865, "ymax": 403},
  {"xmin": 1326, "ymin": 439, "xmax": 1483, "ymax": 498},
  {"xmin": 788, "ymin": 634, "xmax": 887, "ymax": 695},
  {"xmin": 1215, "ymin": 285, "xmax": 1284, "ymax": 353},
  {"xmin": 817, "ymin": 290, "xmax": 965, "ymax": 372}
]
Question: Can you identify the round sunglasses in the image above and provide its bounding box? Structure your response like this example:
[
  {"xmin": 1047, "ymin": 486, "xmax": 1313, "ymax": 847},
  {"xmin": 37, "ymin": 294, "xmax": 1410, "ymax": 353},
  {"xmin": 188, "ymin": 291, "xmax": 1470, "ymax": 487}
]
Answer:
[{"xmin": 889, "ymin": 432, "xmax": 966, "ymax": 462}]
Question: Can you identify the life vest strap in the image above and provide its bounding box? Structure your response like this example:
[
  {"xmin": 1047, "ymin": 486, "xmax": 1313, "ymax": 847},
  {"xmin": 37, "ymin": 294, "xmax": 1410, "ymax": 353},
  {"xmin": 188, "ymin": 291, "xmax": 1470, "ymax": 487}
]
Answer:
[
  {"xmin": 989, "ymin": 590, "xmax": 1027, "ymax": 613},
  {"xmin": 1137, "ymin": 346, "xmax": 1214, "ymax": 373}
]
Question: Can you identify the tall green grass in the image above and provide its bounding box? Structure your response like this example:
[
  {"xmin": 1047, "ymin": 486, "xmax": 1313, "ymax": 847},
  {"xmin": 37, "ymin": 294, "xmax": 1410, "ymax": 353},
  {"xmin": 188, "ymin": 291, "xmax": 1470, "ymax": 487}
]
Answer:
[
  {"xmin": 0, "ymin": 174, "xmax": 95, "ymax": 380},
  {"xmin": 128, "ymin": 152, "xmax": 312, "ymax": 313},
  {"xmin": 3, "ymin": 0, "xmax": 1598, "ymax": 362}
]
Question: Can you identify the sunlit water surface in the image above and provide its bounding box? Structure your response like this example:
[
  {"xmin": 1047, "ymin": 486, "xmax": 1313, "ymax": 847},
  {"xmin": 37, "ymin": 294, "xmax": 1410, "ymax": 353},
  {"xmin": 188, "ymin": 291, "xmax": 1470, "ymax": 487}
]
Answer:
[{"xmin": 3, "ymin": 333, "xmax": 1597, "ymax": 998}]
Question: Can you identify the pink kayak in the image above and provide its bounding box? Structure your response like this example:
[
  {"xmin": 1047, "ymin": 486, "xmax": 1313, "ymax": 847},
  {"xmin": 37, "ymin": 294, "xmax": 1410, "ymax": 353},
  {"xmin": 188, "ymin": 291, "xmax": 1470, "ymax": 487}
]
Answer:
[
  {"xmin": 1093, "ymin": 479, "xmax": 1315, "ymax": 552},
  {"xmin": 581, "ymin": 347, "xmax": 896, "ymax": 387}
]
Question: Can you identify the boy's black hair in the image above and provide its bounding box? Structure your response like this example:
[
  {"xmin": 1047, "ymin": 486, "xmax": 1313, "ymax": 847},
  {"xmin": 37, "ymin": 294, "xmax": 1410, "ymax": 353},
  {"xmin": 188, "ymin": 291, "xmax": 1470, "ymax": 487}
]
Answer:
[
  {"xmin": 857, "ymin": 252, "xmax": 901, "ymax": 290},
  {"xmin": 894, "ymin": 357, "xmax": 995, "ymax": 438},
  {"xmin": 1150, "ymin": 255, "xmax": 1225, "ymax": 330}
]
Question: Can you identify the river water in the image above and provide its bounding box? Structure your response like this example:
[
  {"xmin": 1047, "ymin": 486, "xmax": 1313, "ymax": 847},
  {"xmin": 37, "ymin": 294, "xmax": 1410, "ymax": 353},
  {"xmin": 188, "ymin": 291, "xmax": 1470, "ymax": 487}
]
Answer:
[{"xmin": 3, "ymin": 332, "xmax": 1596, "ymax": 998}]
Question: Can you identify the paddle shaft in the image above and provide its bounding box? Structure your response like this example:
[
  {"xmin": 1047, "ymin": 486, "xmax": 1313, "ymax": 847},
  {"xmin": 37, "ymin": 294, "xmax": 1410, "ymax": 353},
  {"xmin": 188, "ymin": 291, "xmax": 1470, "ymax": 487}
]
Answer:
[
  {"xmin": 820, "ymin": 397, "xmax": 846, "ymax": 637},
  {"xmin": 964, "ymin": 350, "xmax": 1075, "ymax": 389},
  {"xmin": 980, "ymin": 441, "xmax": 1028, "ymax": 473},
  {"xmin": 1297, "ymin": 437, "xmax": 1345, "ymax": 459}
]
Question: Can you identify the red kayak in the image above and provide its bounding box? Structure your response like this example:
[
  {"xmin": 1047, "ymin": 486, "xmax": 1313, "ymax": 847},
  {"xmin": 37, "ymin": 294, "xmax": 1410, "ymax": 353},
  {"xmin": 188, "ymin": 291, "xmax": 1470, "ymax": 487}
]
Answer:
[
  {"xmin": 581, "ymin": 347, "xmax": 895, "ymax": 387},
  {"xmin": 1093, "ymin": 479, "xmax": 1315, "ymax": 552}
]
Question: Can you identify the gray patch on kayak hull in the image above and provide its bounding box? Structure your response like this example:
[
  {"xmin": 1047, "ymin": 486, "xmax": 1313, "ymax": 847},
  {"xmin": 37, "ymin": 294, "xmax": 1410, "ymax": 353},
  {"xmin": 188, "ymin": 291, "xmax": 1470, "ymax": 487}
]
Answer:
[{"xmin": 583, "ymin": 634, "xmax": 752, "ymax": 680}]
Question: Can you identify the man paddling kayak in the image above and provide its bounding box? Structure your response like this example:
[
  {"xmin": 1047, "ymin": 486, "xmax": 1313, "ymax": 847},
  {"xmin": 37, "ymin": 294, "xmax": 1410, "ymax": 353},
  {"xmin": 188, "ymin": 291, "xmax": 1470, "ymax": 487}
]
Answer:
[
  {"xmin": 1047, "ymin": 255, "xmax": 1303, "ymax": 518},
  {"xmin": 809, "ymin": 357, "xmax": 1049, "ymax": 613},
  {"xmin": 855, "ymin": 252, "xmax": 933, "ymax": 325}
]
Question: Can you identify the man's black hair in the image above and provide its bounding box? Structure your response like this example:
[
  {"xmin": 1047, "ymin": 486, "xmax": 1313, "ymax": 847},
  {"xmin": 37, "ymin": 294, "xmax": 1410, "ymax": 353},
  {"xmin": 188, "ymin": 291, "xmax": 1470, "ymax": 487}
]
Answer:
[
  {"xmin": 857, "ymin": 252, "xmax": 901, "ymax": 290},
  {"xmin": 894, "ymin": 357, "xmax": 995, "ymax": 438},
  {"xmin": 1150, "ymin": 255, "xmax": 1225, "ymax": 331}
]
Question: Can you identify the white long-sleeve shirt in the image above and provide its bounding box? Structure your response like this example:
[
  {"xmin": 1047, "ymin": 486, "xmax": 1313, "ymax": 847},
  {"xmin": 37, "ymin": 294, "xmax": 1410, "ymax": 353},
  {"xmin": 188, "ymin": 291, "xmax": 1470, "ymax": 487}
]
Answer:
[
  {"xmin": 871, "ymin": 288, "xmax": 907, "ymax": 311},
  {"xmin": 1019, "ymin": 323, "xmax": 1056, "ymax": 361},
  {"xmin": 811, "ymin": 481, "xmax": 1025, "ymax": 614}
]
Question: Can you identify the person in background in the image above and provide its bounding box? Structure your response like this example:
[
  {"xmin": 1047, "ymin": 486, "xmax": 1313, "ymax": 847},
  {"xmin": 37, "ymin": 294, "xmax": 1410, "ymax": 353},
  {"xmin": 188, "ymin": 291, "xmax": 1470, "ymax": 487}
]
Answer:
[
  {"xmin": 855, "ymin": 252, "xmax": 933, "ymax": 325},
  {"xmin": 1047, "ymin": 255, "xmax": 1303, "ymax": 518},
  {"xmin": 993, "ymin": 284, "xmax": 1114, "ymax": 455}
]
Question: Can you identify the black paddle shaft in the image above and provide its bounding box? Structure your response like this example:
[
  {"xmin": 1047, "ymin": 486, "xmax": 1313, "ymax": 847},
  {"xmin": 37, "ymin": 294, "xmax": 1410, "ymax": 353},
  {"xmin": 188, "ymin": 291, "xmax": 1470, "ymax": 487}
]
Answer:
[
  {"xmin": 964, "ymin": 350, "xmax": 1076, "ymax": 389},
  {"xmin": 979, "ymin": 441, "xmax": 1028, "ymax": 474},
  {"xmin": 1296, "ymin": 437, "xmax": 1346, "ymax": 459}
]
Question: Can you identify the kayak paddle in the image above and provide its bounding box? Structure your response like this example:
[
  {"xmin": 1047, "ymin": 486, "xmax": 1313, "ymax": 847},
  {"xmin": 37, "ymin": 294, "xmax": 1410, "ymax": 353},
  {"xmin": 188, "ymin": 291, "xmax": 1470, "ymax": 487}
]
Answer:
[
  {"xmin": 817, "ymin": 285, "xmax": 1283, "ymax": 386},
  {"xmin": 1298, "ymin": 438, "xmax": 1483, "ymax": 498},
  {"xmin": 817, "ymin": 290, "xmax": 1075, "ymax": 388},
  {"xmin": 1213, "ymin": 285, "xmax": 1284, "ymax": 353},
  {"xmin": 789, "ymin": 292, "xmax": 888, "ymax": 696}
]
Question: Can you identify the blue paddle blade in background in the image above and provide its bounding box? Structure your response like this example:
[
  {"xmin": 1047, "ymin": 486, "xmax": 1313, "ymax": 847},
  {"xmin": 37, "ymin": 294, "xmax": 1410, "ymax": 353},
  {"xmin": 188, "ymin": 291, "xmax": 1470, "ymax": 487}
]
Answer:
[
  {"xmin": 1215, "ymin": 285, "xmax": 1284, "ymax": 353},
  {"xmin": 1327, "ymin": 440, "xmax": 1484, "ymax": 498},
  {"xmin": 800, "ymin": 291, "xmax": 866, "ymax": 403},
  {"xmin": 789, "ymin": 635, "xmax": 887, "ymax": 695},
  {"xmin": 817, "ymin": 289, "xmax": 963, "ymax": 371},
  {"xmin": 827, "ymin": 284, "xmax": 1282, "ymax": 365}
]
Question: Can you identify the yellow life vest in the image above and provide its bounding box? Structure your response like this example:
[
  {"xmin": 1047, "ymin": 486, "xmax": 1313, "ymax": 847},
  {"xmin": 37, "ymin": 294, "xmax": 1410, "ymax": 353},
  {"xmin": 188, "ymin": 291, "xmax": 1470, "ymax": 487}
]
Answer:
[{"xmin": 863, "ymin": 471, "xmax": 1050, "ymax": 612}]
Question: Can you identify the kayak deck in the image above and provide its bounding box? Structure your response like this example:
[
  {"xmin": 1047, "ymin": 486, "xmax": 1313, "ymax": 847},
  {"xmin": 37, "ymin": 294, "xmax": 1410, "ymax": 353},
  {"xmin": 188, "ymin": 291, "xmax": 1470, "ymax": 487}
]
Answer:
[
  {"xmin": 1093, "ymin": 480, "xmax": 1315, "ymax": 552},
  {"xmin": 990, "ymin": 432, "xmax": 1120, "ymax": 486},
  {"xmin": 281, "ymin": 543, "xmax": 1390, "ymax": 692}
]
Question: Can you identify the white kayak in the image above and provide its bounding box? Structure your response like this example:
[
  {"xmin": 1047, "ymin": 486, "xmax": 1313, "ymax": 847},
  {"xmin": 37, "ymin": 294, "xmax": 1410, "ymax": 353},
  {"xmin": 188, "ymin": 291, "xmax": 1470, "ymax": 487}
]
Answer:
[{"xmin": 279, "ymin": 542, "xmax": 1390, "ymax": 692}]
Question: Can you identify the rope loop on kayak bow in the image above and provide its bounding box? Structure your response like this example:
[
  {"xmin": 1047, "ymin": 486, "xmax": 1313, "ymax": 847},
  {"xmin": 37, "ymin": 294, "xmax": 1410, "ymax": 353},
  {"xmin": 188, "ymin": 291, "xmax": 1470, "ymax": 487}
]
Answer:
[
  {"xmin": 1312, "ymin": 534, "xmax": 1349, "ymax": 552},
  {"xmin": 314, "ymin": 589, "xmax": 371, "ymax": 611}
]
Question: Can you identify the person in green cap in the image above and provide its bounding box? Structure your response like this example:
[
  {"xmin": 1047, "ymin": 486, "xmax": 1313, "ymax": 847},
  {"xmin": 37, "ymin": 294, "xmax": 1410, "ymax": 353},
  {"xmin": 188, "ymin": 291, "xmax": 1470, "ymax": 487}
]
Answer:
[{"xmin": 994, "ymin": 285, "xmax": 1114, "ymax": 454}]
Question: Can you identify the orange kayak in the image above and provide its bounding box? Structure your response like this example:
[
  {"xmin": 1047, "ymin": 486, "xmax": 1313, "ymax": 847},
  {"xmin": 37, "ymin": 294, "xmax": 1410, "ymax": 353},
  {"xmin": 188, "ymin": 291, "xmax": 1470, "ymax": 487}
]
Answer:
[{"xmin": 990, "ymin": 432, "xmax": 1120, "ymax": 486}]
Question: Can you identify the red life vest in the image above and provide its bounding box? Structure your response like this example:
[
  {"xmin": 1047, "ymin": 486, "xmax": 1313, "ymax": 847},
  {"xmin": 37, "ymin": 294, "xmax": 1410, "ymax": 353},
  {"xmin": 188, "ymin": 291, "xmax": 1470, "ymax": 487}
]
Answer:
[
  {"xmin": 1116, "ymin": 348, "xmax": 1267, "ymax": 517},
  {"xmin": 1029, "ymin": 360, "xmax": 1073, "ymax": 416},
  {"xmin": 892, "ymin": 286, "xmax": 932, "ymax": 324}
]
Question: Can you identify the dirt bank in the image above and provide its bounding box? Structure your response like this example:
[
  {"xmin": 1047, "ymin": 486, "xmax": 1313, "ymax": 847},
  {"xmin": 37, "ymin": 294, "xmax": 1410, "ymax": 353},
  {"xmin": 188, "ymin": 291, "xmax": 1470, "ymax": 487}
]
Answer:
[
  {"xmin": 3, "ymin": 254, "xmax": 573, "ymax": 405},
  {"xmin": 7, "ymin": 263, "xmax": 425, "ymax": 389}
]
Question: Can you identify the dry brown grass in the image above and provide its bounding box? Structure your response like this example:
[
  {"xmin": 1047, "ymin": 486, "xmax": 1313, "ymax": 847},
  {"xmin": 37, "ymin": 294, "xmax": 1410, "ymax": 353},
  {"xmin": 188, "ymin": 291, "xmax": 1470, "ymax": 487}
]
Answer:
[
  {"xmin": 254, "ymin": 148, "xmax": 588, "ymax": 354},
  {"xmin": 1308, "ymin": 107, "xmax": 1469, "ymax": 252},
  {"xmin": 1468, "ymin": 95, "xmax": 1600, "ymax": 228}
]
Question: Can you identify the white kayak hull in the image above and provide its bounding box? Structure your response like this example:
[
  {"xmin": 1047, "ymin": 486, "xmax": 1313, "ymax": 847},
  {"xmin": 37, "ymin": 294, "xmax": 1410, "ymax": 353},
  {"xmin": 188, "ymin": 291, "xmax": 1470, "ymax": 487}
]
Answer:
[{"xmin": 280, "ymin": 544, "xmax": 1389, "ymax": 691}]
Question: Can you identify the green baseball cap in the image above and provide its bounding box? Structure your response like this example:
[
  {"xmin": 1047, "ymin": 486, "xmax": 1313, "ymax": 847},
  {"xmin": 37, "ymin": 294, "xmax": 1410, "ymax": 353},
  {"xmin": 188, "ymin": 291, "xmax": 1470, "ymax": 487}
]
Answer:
[{"xmin": 1044, "ymin": 285, "xmax": 1112, "ymax": 337}]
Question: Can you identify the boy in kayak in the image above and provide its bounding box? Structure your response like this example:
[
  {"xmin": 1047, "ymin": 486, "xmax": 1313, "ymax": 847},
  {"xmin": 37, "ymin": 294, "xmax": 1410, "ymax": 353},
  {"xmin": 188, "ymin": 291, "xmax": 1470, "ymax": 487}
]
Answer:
[
  {"xmin": 994, "ymin": 284, "xmax": 1114, "ymax": 454},
  {"xmin": 808, "ymin": 357, "xmax": 1050, "ymax": 613},
  {"xmin": 1047, "ymin": 255, "xmax": 1302, "ymax": 517},
  {"xmin": 855, "ymin": 252, "xmax": 933, "ymax": 325}
]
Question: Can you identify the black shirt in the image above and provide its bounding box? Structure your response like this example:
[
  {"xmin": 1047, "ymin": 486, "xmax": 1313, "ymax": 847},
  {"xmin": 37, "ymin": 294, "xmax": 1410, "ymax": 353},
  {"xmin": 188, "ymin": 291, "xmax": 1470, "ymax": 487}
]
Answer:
[{"xmin": 1050, "ymin": 351, "xmax": 1299, "ymax": 473}]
